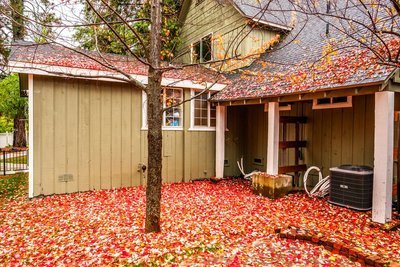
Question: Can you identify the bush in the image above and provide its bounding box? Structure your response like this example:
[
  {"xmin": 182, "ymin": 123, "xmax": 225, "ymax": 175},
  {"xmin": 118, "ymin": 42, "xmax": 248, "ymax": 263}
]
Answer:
[{"xmin": 0, "ymin": 116, "xmax": 13, "ymax": 133}]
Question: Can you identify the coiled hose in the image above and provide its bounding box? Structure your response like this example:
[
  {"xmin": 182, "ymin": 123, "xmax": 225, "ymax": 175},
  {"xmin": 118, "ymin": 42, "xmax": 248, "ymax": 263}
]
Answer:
[{"xmin": 303, "ymin": 166, "xmax": 330, "ymax": 197}]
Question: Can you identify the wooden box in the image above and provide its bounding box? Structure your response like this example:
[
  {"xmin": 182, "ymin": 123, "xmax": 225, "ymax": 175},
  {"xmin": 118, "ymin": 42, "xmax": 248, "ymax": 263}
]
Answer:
[{"xmin": 252, "ymin": 173, "xmax": 292, "ymax": 199}]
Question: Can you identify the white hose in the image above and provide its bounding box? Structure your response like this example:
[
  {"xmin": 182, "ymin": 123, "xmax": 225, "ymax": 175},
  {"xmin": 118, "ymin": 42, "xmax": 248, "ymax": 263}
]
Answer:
[
  {"xmin": 303, "ymin": 166, "xmax": 330, "ymax": 197},
  {"xmin": 237, "ymin": 157, "xmax": 260, "ymax": 179}
]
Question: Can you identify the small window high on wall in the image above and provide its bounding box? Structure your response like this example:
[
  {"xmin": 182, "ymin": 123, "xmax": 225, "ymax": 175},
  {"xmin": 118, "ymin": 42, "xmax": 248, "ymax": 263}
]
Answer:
[
  {"xmin": 190, "ymin": 90, "xmax": 216, "ymax": 130},
  {"xmin": 312, "ymin": 96, "xmax": 352, "ymax": 109},
  {"xmin": 192, "ymin": 34, "xmax": 212, "ymax": 63}
]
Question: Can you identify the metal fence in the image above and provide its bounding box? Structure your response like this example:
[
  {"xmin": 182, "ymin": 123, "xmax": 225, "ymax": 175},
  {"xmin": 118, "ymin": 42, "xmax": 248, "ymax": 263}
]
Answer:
[{"xmin": 0, "ymin": 149, "xmax": 28, "ymax": 175}]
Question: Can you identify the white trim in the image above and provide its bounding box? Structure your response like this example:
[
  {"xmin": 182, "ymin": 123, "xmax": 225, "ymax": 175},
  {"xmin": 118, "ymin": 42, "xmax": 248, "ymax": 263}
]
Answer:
[
  {"xmin": 190, "ymin": 89, "xmax": 217, "ymax": 130},
  {"xmin": 9, "ymin": 61, "xmax": 227, "ymax": 91},
  {"xmin": 312, "ymin": 96, "xmax": 352, "ymax": 110},
  {"xmin": 142, "ymin": 88, "xmax": 185, "ymax": 130},
  {"xmin": 372, "ymin": 91, "xmax": 394, "ymax": 224},
  {"xmin": 142, "ymin": 91, "xmax": 148, "ymax": 130},
  {"xmin": 215, "ymin": 106, "xmax": 226, "ymax": 178},
  {"xmin": 249, "ymin": 17, "xmax": 292, "ymax": 31},
  {"xmin": 188, "ymin": 127, "xmax": 216, "ymax": 132},
  {"xmin": 266, "ymin": 102, "xmax": 279, "ymax": 175},
  {"xmin": 28, "ymin": 74, "xmax": 34, "ymax": 198}
]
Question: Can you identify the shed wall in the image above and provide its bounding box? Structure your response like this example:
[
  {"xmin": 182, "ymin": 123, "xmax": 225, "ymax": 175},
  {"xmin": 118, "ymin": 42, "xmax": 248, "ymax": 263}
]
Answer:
[{"xmin": 32, "ymin": 76, "xmax": 215, "ymax": 196}]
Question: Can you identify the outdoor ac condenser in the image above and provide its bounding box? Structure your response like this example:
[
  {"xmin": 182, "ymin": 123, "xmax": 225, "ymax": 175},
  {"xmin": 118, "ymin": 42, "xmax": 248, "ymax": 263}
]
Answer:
[{"xmin": 329, "ymin": 165, "xmax": 373, "ymax": 211}]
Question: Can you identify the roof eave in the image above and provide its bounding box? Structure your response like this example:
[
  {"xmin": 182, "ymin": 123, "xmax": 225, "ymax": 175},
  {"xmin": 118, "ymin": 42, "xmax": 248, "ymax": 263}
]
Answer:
[
  {"xmin": 212, "ymin": 80, "xmax": 388, "ymax": 104},
  {"xmin": 8, "ymin": 60, "xmax": 227, "ymax": 91}
]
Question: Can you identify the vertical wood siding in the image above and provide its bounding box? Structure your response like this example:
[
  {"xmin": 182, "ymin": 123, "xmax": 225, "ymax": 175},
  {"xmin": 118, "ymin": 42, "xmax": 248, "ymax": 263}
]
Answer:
[
  {"xmin": 225, "ymin": 95, "xmax": 375, "ymax": 178},
  {"xmin": 33, "ymin": 76, "xmax": 216, "ymax": 196},
  {"xmin": 177, "ymin": 0, "xmax": 278, "ymax": 69}
]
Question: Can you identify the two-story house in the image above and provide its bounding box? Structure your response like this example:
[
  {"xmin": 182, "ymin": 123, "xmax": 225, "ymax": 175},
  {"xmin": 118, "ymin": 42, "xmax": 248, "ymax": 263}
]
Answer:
[{"xmin": 177, "ymin": 0, "xmax": 291, "ymax": 70}]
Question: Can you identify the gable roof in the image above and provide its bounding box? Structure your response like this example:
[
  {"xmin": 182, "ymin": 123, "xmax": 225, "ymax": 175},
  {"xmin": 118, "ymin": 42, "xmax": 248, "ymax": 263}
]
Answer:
[
  {"xmin": 8, "ymin": 42, "xmax": 228, "ymax": 90},
  {"xmin": 212, "ymin": 2, "xmax": 398, "ymax": 102},
  {"xmin": 231, "ymin": 0, "xmax": 292, "ymax": 30},
  {"xmin": 179, "ymin": 0, "xmax": 292, "ymax": 31}
]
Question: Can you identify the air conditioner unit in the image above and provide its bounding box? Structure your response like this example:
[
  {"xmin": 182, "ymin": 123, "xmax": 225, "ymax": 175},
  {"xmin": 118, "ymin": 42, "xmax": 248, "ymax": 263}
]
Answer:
[{"xmin": 328, "ymin": 165, "xmax": 373, "ymax": 211}]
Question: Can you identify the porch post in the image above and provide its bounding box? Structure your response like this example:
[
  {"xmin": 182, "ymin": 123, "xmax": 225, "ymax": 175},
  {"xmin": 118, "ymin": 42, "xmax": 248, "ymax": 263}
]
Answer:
[
  {"xmin": 215, "ymin": 105, "xmax": 226, "ymax": 178},
  {"xmin": 373, "ymin": 91, "xmax": 394, "ymax": 224},
  {"xmin": 28, "ymin": 74, "xmax": 34, "ymax": 198},
  {"xmin": 267, "ymin": 102, "xmax": 279, "ymax": 174}
]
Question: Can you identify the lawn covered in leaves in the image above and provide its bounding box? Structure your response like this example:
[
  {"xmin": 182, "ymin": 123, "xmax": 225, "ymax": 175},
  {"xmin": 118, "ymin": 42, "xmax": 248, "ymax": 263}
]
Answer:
[{"xmin": 0, "ymin": 179, "xmax": 399, "ymax": 266}]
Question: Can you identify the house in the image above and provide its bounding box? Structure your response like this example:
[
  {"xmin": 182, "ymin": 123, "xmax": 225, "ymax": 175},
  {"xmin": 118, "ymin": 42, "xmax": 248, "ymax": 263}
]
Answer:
[
  {"xmin": 177, "ymin": 0, "xmax": 292, "ymax": 69},
  {"xmin": 207, "ymin": 1, "xmax": 400, "ymax": 225},
  {"xmin": 8, "ymin": 0, "xmax": 399, "ymax": 225},
  {"xmin": 9, "ymin": 43, "xmax": 227, "ymax": 197}
]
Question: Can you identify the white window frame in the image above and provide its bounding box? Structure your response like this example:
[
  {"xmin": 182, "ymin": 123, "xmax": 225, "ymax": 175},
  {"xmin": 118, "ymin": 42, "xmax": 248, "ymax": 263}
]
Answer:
[
  {"xmin": 191, "ymin": 33, "xmax": 213, "ymax": 64},
  {"xmin": 312, "ymin": 96, "xmax": 352, "ymax": 110},
  {"xmin": 189, "ymin": 89, "xmax": 216, "ymax": 131},
  {"xmin": 142, "ymin": 89, "xmax": 184, "ymax": 131}
]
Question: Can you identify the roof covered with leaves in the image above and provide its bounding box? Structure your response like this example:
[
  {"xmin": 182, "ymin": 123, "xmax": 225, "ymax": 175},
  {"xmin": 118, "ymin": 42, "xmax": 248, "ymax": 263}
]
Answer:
[
  {"xmin": 213, "ymin": 1, "xmax": 398, "ymax": 102},
  {"xmin": 9, "ymin": 42, "xmax": 229, "ymax": 85}
]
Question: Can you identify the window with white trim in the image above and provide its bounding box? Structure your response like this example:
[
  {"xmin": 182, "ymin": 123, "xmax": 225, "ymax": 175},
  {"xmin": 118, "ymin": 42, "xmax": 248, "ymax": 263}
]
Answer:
[
  {"xmin": 191, "ymin": 34, "xmax": 212, "ymax": 63},
  {"xmin": 142, "ymin": 88, "xmax": 183, "ymax": 129},
  {"xmin": 312, "ymin": 96, "xmax": 352, "ymax": 110},
  {"xmin": 191, "ymin": 90, "xmax": 216, "ymax": 129}
]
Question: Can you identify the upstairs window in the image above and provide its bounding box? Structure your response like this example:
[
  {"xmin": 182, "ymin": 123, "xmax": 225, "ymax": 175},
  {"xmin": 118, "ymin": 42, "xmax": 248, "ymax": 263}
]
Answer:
[
  {"xmin": 192, "ymin": 34, "xmax": 212, "ymax": 63},
  {"xmin": 191, "ymin": 90, "xmax": 216, "ymax": 129}
]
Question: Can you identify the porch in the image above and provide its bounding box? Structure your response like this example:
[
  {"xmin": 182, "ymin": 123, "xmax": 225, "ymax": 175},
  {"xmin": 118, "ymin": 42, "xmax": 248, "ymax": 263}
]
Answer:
[{"xmin": 214, "ymin": 87, "xmax": 400, "ymax": 224}]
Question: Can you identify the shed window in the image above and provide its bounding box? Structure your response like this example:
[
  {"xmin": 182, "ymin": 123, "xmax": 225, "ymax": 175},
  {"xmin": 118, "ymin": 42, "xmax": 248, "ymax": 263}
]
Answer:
[
  {"xmin": 192, "ymin": 34, "xmax": 212, "ymax": 63},
  {"xmin": 163, "ymin": 88, "xmax": 183, "ymax": 127},
  {"xmin": 142, "ymin": 88, "xmax": 183, "ymax": 130},
  {"xmin": 312, "ymin": 96, "xmax": 352, "ymax": 109},
  {"xmin": 191, "ymin": 90, "xmax": 216, "ymax": 129}
]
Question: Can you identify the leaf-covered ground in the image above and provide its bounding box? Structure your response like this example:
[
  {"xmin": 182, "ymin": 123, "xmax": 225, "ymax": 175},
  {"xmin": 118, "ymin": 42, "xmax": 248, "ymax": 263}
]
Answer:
[{"xmin": 0, "ymin": 179, "xmax": 399, "ymax": 266}]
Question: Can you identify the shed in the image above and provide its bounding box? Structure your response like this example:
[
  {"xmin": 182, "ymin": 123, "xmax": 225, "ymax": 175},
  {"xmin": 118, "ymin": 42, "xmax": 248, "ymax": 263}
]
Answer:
[{"xmin": 9, "ymin": 42, "xmax": 227, "ymax": 197}]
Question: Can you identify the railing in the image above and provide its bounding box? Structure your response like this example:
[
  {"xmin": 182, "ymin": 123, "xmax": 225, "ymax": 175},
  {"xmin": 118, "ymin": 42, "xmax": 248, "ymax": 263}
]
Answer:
[{"xmin": 0, "ymin": 148, "xmax": 28, "ymax": 175}]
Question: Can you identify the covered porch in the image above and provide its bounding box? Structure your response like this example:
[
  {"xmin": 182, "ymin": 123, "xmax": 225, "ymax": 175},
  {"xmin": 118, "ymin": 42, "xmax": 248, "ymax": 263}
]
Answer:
[{"xmin": 214, "ymin": 81, "xmax": 400, "ymax": 224}]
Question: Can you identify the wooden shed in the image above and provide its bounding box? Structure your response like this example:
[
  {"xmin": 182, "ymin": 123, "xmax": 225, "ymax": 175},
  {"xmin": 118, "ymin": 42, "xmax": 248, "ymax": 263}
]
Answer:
[{"xmin": 10, "ymin": 43, "xmax": 227, "ymax": 197}]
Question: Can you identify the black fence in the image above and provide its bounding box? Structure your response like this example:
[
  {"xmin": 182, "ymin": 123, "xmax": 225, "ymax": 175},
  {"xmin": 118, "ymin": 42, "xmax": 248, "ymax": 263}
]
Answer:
[{"xmin": 0, "ymin": 149, "xmax": 28, "ymax": 175}]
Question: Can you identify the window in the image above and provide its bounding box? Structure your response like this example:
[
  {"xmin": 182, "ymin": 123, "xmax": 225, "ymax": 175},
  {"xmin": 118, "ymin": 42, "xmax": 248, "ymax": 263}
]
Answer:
[
  {"xmin": 142, "ymin": 88, "xmax": 183, "ymax": 130},
  {"xmin": 192, "ymin": 34, "xmax": 212, "ymax": 63},
  {"xmin": 191, "ymin": 90, "xmax": 216, "ymax": 129},
  {"xmin": 164, "ymin": 88, "xmax": 183, "ymax": 127},
  {"xmin": 312, "ymin": 96, "xmax": 352, "ymax": 109}
]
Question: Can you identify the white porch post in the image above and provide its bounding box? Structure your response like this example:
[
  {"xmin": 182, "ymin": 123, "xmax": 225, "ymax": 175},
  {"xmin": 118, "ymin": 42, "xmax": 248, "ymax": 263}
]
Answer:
[
  {"xmin": 28, "ymin": 74, "xmax": 34, "ymax": 198},
  {"xmin": 373, "ymin": 91, "xmax": 394, "ymax": 224},
  {"xmin": 215, "ymin": 105, "xmax": 226, "ymax": 178},
  {"xmin": 267, "ymin": 102, "xmax": 279, "ymax": 174}
]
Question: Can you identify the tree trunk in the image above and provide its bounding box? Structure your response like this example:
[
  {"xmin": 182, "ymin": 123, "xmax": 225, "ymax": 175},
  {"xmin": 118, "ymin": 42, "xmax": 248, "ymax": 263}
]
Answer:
[
  {"xmin": 145, "ymin": 0, "xmax": 163, "ymax": 233},
  {"xmin": 13, "ymin": 117, "xmax": 26, "ymax": 147}
]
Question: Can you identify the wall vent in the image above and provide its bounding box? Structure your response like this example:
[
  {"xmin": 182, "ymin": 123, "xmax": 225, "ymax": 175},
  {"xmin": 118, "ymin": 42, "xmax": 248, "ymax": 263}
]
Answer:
[{"xmin": 59, "ymin": 174, "xmax": 73, "ymax": 182}]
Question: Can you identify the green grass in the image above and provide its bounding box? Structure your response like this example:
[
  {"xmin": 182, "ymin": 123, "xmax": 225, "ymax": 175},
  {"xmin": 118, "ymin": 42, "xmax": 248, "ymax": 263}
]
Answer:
[
  {"xmin": 4, "ymin": 155, "xmax": 27, "ymax": 164},
  {"xmin": 0, "ymin": 173, "xmax": 28, "ymax": 202}
]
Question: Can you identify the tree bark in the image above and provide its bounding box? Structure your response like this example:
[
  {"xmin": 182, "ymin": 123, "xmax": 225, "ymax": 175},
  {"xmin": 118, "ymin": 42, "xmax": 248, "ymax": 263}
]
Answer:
[
  {"xmin": 145, "ymin": 0, "xmax": 163, "ymax": 233},
  {"xmin": 13, "ymin": 117, "xmax": 26, "ymax": 147}
]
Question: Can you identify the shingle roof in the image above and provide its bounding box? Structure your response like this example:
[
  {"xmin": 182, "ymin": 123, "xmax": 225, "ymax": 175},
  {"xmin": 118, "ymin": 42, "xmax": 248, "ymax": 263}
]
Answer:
[
  {"xmin": 9, "ymin": 42, "xmax": 229, "ymax": 84},
  {"xmin": 231, "ymin": 0, "xmax": 293, "ymax": 29},
  {"xmin": 213, "ymin": 1, "xmax": 398, "ymax": 102}
]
